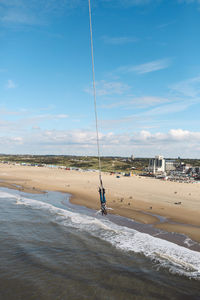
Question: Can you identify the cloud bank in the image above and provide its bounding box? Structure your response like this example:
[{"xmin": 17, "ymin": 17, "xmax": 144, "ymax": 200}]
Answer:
[{"xmin": 1, "ymin": 128, "xmax": 200, "ymax": 157}]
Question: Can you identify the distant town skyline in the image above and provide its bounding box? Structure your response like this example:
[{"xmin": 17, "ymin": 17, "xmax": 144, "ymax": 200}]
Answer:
[{"xmin": 0, "ymin": 0, "xmax": 200, "ymax": 157}]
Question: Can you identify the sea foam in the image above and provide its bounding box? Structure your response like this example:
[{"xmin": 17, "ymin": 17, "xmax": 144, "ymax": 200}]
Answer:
[{"xmin": 1, "ymin": 190, "xmax": 200, "ymax": 279}]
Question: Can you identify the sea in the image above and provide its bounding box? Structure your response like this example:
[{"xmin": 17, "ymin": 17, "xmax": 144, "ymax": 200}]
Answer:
[{"xmin": 0, "ymin": 187, "xmax": 200, "ymax": 300}]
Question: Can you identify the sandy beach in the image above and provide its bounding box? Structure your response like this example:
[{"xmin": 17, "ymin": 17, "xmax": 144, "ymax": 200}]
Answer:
[{"xmin": 0, "ymin": 163, "xmax": 200, "ymax": 243}]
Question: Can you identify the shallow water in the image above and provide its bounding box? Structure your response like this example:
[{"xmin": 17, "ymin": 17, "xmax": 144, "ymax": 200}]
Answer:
[{"xmin": 0, "ymin": 187, "xmax": 200, "ymax": 300}]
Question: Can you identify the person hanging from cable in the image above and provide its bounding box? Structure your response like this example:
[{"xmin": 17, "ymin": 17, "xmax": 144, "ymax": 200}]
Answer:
[{"xmin": 98, "ymin": 186, "xmax": 107, "ymax": 215}]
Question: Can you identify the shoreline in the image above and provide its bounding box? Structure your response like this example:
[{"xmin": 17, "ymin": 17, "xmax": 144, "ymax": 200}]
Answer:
[
  {"xmin": 1, "ymin": 182, "xmax": 200, "ymax": 253},
  {"xmin": 0, "ymin": 163, "xmax": 200, "ymax": 243}
]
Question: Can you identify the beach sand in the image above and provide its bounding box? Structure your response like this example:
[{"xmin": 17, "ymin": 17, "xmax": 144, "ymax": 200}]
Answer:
[{"xmin": 0, "ymin": 163, "xmax": 200, "ymax": 243}]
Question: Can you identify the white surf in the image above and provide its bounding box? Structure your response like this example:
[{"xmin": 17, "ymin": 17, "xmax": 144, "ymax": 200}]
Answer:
[{"xmin": 1, "ymin": 190, "xmax": 200, "ymax": 280}]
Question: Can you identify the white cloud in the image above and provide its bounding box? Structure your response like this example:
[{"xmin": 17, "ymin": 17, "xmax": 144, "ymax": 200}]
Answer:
[
  {"xmin": 32, "ymin": 125, "xmax": 41, "ymax": 130},
  {"xmin": 0, "ymin": 111, "xmax": 70, "ymax": 135},
  {"xmin": 142, "ymin": 101, "xmax": 191, "ymax": 116},
  {"xmin": 85, "ymin": 80, "xmax": 130, "ymax": 96},
  {"xmin": 101, "ymin": 35, "xmax": 138, "ymax": 45},
  {"xmin": 102, "ymin": 96, "xmax": 170, "ymax": 109},
  {"xmin": 5, "ymin": 79, "xmax": 17, "ymax": 89},
  {"xmin": 135, "ymin": 129, "xmax": 200, "ymax": 143},
  {"xmin": 102, "ymin": 0, "xmax": 153, "ymax": 7},
  {"xmin": 2, "ymin": 11, "xmax": 38, "ymax": 25},
  {"xmin": 157, "ymin": 21, "xmax": 175, "ymax": 29},
  {"xmin": 132, "ymin": 96, "xmax": 170, "ymax": 107},
  {"xmin": 0, "ymin": 108, "xmax": 23, "ymax": 115},
  {"xmin": 0, "ymin": 0, "xmax": 157, "ymax": 28},
  {"xmin": 100, "ymin": 99, "xmax": 194, "ymax": 131},
  {"xmin": 0, "ymin": 0, "xmax": 82, "ymax": 26},
  {"xmin": 1, "ymin": 128, "xmax": 200, "ymax": 157},
  {"xmin": 170, "ymin": 76, "xmax": 200, "ymax": 98},
  {"xmin": 12, "ymin": 136, "xmax": 23, "ymax": 143},
  {"xmin": 15, "ymin": 113, "xmax": 69, "ymax": 129},
  {"xmin": 55, "ymin": 114, "xmax": 69, "ymax": 119},
  {"xmin": 0, "ymin": 0, "xmax": 160, "ymax": 29},
  {"xmin": 123, "ymin": 58, "xmax": 171, "ymax": 74}
]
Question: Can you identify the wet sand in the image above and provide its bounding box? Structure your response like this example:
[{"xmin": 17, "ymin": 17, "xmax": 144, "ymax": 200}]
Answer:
[{"xmin": 0, "ymin": 163, "xmax": 200, "ymax": 243}]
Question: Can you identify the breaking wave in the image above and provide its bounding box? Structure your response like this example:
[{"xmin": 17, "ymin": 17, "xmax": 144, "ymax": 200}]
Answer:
[{"xmin": 2, "ymin": 190, "xmax": 200, "ymax": 280}]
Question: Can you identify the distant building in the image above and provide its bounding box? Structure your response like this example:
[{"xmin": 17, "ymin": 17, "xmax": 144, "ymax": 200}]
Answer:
[
  {"xmin": 149, "ymin": 156, "xmax": 180, "ymax": 174},
  {"xmin": 194, "ymin": 167, "xmax": 200, "ymax": 174},
  {"xmin": 131, "ymin": 154, "xmax": 135, "ymax": 161},
  {"xmin": 147, "ymin": 156, "xmax": 200, "ymax": 180},
  {"xmin": 149, "ymin": 155, "xmax": 165, "ymax": 174},
  {"xmin": 176, "ymin": 163, "xmax": 192, "ymax": 172},
  {"xmin": 165, "ymin": 159, "xmax": 177, "ymax": 172}
]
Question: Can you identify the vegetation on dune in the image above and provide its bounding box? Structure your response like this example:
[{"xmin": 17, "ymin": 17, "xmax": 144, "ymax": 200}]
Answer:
[
  {"xmin": 0, "ymin": 154, "xmax": 149, "ymax": 172},
  {"xmin": 0, "ymin": 154, "xmax": 199, "ymax": 173}
]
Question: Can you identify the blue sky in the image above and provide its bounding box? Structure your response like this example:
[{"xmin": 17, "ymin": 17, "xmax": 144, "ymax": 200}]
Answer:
[{"xmin": 0, "ymin": 0, "xmax": 200, "ymax": 157}]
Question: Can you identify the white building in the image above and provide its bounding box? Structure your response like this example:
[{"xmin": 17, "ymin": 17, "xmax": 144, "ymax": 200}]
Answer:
[
  {"xmin": 149, "ymin": 156, "xmax": 177, "ymax": 174},
  {"xmin": 165, "ymin": 160, "xmax": 177, "ymax": 172},
  {"xmin": 149, "ymin": 155, "xmax": 165, "ymax": 174}
]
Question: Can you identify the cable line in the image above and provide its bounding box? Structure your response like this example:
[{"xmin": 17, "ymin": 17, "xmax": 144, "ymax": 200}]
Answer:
[
  {"xmin": 88, "ymin": 0, "xmax": 103, "ymax": 189},
  {"xmin": 88, "ymin": 0, "xmax": 108, "ymax": 215}
]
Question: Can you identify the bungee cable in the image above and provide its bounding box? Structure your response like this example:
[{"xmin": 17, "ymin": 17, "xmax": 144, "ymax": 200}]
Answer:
[{"xmin": 88, "ymin": 0, "xmax": 107, "ymax": 215}]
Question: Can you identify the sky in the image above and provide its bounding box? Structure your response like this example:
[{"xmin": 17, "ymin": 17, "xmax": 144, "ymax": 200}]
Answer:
[{"xmin": 0, "ymin": 0, "xmax": 200, "ymax": 158}]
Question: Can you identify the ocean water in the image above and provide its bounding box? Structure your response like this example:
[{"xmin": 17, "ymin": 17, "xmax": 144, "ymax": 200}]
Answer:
[{"xmin": 0, "ymin": 187, "xmax": 199, "ymax": 300}]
